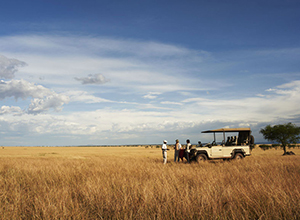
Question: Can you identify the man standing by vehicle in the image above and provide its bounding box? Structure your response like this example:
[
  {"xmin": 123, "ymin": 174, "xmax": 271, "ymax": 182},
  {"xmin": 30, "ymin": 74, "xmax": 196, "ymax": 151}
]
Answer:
[
  {"xmin": 162, "ymin": 140, "xmax": 168, "ymax": 164},
  {"xmin": 185, "ymin": 139, "xmax": 191, "ymax": 163},
  {"xmin": 174, "ymin": 139, "xmax": 181, "ymax": 162}
]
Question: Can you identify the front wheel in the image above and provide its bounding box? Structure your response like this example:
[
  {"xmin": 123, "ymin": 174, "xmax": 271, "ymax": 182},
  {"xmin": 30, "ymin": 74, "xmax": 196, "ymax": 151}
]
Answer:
[
  {"xmin": 234, "ymin": 153, "xmax": 244, "ymax": 160},
  {"xmin": 196, "ymin": 154, "xmax": 207, "ymax": 163}
]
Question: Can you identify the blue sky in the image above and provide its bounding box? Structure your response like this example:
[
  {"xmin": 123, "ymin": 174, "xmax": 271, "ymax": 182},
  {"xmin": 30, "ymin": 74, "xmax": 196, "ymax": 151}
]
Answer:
[{"xmin": 0, "ymin": 0, "xmax": 300, "ymax": 146}]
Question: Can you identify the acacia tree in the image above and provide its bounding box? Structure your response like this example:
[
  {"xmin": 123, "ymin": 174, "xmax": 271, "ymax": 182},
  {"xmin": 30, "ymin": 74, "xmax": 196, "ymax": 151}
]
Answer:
[{"xmin": 260, "ymin": 123, "xmax": 300, "ymax": 155}]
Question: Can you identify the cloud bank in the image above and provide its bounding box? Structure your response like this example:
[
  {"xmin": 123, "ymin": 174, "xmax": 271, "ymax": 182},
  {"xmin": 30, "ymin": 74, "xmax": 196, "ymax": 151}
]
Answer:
[{"xmin": 0, "ymin": 35, "xmax": 299, "ymax": 146}]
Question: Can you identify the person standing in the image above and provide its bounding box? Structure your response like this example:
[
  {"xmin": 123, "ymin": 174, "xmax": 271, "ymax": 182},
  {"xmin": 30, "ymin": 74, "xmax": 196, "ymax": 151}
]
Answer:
[
  {"xmin": 174, "ymin": 139, "xmax": 181, "ymax": 162},
  {"xmin": 185, "ymin": 139, "xmax": 191, "ymax": 163},
  {"xmin": 162, "ymin": 140, "xmax": 168, "ymax": 164},
  {"xmin": 179, "ymin": 147, "xmax": 185, "ymax": 162}
]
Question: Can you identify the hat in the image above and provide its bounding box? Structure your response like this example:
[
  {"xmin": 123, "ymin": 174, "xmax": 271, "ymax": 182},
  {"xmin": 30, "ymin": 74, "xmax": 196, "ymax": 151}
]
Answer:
[{"xmin": 163, "ymin": 140, "xmax": 167, "ymax": 143}]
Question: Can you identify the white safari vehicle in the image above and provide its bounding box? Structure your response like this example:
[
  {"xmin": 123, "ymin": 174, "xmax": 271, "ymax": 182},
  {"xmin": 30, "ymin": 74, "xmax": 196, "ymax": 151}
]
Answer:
[{"xmin": 189, "ymin": 128, "xmax": 254, "ymax": 162}]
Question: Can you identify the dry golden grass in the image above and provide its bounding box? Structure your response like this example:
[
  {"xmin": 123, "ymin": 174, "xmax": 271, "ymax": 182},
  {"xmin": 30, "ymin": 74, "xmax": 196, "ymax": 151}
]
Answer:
[{"xmin": 0, "ymin": 146, "xmax": 299, "ymax": 219}]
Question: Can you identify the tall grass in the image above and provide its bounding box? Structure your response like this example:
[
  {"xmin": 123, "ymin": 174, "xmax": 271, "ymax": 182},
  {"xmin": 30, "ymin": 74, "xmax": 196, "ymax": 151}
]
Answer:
[{"xmin": 0, "ymin": 147, "xmax": 299, "ymax": 219}]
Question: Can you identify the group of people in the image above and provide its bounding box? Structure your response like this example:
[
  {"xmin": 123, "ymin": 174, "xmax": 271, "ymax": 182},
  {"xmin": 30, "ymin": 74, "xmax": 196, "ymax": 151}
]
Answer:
[
  {"xmin": 161, "ymin": 139, "xmax": 191, "ymax": 164},
  {"xmin": 225, "ymin": 136, "xmax": 238, "ymax": 146}
]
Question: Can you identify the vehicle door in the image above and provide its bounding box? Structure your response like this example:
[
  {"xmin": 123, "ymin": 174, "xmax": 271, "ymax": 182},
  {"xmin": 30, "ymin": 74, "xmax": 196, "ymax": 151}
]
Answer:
[{"xmin": 210, "ymin": 145, "xmax": 223, "ymax": 158}]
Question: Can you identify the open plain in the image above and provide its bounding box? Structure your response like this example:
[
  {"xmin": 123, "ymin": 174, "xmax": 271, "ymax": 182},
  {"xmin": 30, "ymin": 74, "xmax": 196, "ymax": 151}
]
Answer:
[{"xmin": 0, "ymin": 146, "xmax": 299, "ymax": 219}]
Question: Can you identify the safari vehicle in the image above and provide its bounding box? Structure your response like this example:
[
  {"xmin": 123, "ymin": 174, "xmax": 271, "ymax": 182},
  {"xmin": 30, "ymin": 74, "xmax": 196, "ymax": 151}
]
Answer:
[{"xmin": 189, "ymin": 128, "xmax": 254, "ymax": 162}]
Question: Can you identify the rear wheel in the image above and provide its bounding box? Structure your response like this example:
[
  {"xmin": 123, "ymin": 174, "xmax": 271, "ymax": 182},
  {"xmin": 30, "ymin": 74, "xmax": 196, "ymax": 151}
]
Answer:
[
  {"xmin": 234, "ymin": 153, "xmax": 244, "ymax": 160},
  {"xmin": 196, "ymin": 154, "xmax": 207, "ymax": 163}
]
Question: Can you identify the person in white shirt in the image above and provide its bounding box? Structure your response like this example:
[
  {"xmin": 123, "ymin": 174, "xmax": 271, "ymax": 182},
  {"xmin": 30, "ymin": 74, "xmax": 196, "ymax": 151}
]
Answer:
[{"xmin": 162, "ymin": 140, "xmax": 168, "ymax": 164}]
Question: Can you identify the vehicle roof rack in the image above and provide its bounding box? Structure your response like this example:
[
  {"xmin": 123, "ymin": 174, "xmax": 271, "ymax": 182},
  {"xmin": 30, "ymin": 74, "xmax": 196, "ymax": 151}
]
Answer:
[{"xmin": 201, "ymin": 128, "xmax": 251, "ymax": 133}]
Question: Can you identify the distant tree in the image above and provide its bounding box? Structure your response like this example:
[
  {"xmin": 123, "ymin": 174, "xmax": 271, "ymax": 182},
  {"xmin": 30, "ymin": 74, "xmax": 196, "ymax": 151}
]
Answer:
[{"xmin": 259, "ymin": 123, "xmax": 300, "ymax": 155}]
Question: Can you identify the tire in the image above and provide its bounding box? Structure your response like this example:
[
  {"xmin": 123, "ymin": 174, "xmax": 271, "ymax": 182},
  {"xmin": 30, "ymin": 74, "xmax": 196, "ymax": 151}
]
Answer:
[
  {"xmin": 249, "ymin": 135, "xmax": 255, "ymax": 145},
  {"xmin": 234, "ymin": 153, "xmax": 244, "ymax": 160},
  {"xmin": 196, "ymin": 154, "xmax": 207, "ymax": 163}
]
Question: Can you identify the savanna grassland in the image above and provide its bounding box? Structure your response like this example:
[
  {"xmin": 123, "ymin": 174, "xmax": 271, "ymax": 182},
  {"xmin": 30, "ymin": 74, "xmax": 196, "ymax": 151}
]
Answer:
[{"xmin": 0, "ymin": 146, "xmax": 299, "ymax": 219}]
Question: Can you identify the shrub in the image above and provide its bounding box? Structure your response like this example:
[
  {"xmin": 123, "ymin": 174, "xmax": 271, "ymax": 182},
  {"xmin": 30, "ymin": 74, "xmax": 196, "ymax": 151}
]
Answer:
[{"xmin": 259, "ymin": 144, "xmax": 271, "ymax": 151}]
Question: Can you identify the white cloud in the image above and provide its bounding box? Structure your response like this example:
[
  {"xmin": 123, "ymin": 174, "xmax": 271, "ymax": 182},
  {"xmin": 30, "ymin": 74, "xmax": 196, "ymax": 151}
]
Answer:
[
  {"xmin": 0, "ymin": 79, "xmax": 51, "ymax": 100},
  {"xmin": 74, "ymin": 73, "xmax": 110, "ymax": 85},
  {"xmin": 0, "ymin": 35, "xmax": 201, "ymax": 59},
  {"xmin": 66, "ymin": 90, "xmax": 113, "ymax": 103},
  {"xmin": 276, "ymin": 80, "xmax": 300, "ymax": 89},
  {"xmin": 0, "ymin": 79, "xmax": 69, "ymax": 114},
  {"xmin": 143, "ymin": 92, "xmax": 161, "ymax": 99},
  {"xmin": 160, "ymin": 101, "xmax": 183, "ymax": 105},
  {"xmin": 0, "ymin": 54, "xmax": 26, "ymax": 79},
  {"xmin": 181, "ymin": 80, "xmax": 300, "ymax": 122},
  {"xmin": 0, "ymin": 106, "xmax": 23, "ymax": 115},
  {"xmin": 179, "ymin": 91, "xmax": 194, "ymax": 96},
  {"xmin": 28, "ymin": 94, "xmax": 70, "ymax": 114}
]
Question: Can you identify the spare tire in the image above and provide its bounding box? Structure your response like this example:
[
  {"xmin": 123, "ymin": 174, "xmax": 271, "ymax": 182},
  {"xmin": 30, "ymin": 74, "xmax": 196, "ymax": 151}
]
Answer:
[{"xmin": 249, "ymin": 135, "xmax": 255, "ymax": 145}]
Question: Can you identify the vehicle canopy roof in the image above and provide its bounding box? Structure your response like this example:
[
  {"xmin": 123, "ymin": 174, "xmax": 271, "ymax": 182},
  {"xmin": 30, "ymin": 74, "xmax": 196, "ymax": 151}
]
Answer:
[{"xmin": 201, "ymin": 128, "xmax": 251, "ymax": 133}]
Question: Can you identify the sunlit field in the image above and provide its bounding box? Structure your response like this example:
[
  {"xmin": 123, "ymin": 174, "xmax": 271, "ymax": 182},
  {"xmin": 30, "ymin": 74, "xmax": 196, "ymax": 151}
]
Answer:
[{"xmin": 0, "ymin": 146, "xmax": 299, "ymax": 219}]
